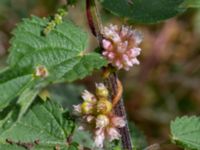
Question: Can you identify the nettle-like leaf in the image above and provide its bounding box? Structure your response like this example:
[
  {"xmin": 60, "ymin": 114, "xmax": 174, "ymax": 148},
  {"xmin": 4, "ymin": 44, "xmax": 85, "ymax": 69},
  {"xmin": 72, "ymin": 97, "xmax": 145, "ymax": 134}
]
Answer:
[
  {"xmin": 0, "ymin": 97, "xmax": 75, "ymax": 150},
  {"xmin": 8, "ymin": 16, "xmax": 107, "ymax": 82},
  {"xmin": 100, "ymin": 0, "xmax": 186, "ymax": 24},
  {"xmin": 0, "ymin": 68, "xmax": 34, "ymax": 110},
  {"xmin": 170, "ymin": 116, "xmax": 200, "ymax": 150}
]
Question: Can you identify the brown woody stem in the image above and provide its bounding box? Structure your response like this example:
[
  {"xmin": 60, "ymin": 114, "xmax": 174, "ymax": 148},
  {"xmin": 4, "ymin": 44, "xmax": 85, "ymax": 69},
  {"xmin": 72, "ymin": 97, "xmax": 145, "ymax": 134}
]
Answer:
[{"xmin": 86, "ymin": 0, "xmax": 133, "ymax": 149}]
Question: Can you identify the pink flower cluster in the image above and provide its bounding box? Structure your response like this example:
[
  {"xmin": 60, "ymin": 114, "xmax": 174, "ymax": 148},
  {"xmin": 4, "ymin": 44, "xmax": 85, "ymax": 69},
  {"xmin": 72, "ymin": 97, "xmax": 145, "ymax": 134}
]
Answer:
[
  {"xmin": 73, "ymin": 83, "xmax": 125, "ymax": 148},
  {"xmin": 102, "ymin": 24, "xmax": 143, "ymax": 71}
]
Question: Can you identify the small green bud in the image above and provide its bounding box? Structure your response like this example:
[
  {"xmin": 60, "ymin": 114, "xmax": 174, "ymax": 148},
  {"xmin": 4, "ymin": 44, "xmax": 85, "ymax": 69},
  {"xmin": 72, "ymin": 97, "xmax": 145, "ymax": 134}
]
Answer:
[
  {"xmin": 95, "ymin": 83, "xmax": 109, "ymax": 98},
  {"xmin": 54, "ymin": 14, "xmax": 62, "ymax": 25},
  {"xmin": 97, "ymin": 99, "xmax": 112, "ymax": 114},
  {"xmin": 81, "ymin": 102, "xmax": 94, "ymax": 115}
]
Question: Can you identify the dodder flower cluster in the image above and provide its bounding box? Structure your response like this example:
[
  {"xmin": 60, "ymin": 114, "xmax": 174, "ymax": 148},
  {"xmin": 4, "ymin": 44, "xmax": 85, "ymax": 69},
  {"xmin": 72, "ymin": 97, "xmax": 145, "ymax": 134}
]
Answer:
[
  {"xmin": 73, "ymin": 83, "xmax": 125, "ymax": 148},
  {"xmin": 102, "ymin": 24, "xmax": 143, "ymax": 71}
]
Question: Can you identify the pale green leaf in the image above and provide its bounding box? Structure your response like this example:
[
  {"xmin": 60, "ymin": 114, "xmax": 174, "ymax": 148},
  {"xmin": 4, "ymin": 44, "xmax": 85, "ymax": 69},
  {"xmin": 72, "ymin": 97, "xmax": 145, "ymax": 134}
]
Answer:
[{"xmin": 171, "ymin": 116, "xmax": 200, "ymax": 150}]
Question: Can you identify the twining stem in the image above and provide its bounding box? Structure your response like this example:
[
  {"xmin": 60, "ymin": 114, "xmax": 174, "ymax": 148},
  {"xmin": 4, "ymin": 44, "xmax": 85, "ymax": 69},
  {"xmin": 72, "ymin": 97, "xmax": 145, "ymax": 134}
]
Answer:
[
  {"xmin": 112, "ymin": 79, "xmax": 123, "ymax": 107},
  {"xmin": 86, "ymin": 0, "xmax": 133, "ymax": 149}
]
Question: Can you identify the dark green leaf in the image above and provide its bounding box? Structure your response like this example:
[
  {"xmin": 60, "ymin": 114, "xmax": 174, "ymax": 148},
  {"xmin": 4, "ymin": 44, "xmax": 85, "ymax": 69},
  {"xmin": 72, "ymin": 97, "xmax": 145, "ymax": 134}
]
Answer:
[{"xmin": 100, "ymin": 0, "xmax": 186, "ymax": 24}]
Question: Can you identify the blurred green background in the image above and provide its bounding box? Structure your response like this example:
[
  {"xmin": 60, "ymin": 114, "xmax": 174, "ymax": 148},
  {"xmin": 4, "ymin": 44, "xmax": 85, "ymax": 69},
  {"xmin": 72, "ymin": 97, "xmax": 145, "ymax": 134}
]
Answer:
[{"xmin": 0, "ymin": 0, "xmax": 200, "ymax": 150}]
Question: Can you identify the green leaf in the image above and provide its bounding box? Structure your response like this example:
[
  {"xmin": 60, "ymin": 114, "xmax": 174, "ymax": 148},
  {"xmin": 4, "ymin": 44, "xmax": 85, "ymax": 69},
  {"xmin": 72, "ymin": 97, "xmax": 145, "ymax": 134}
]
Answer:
[
  {"xmin": 0, "ymin": 144, "xmax": 25, "ymax": 150},
  {"xmin": 17, "ymin": 88, "xmax": 40, "ymax": 120},
  {"xmin": 63, "ymin": 53, "xmax": 106, "ymax": 82},
  {"xmin": 171, "ymin": 116, "xmax": 200, "ymax": 150},
  {"xmin": 0, "ymin": 68, "xmax": 34, "ymax": 110},
  {"xmin": 181, "ymin": 0, "xmax": 200, "ymax": 8},
  {"xmin": 129, "ymin": 122, "xmax": 148, "ymax": 150},
  {"xmin": 0, "ymin": 97, "xmax": 75, "ymax": 149},
  {"xmin": 100, "ymin": 0, "xmax": 186, "ymax": 24},
  {"xmin": 8, "ymin": 16, "xmax": 107, "ymax": 82},
  {"xmin": 67, "ymin": 0, "xmax": 78, "ymax": 5}
]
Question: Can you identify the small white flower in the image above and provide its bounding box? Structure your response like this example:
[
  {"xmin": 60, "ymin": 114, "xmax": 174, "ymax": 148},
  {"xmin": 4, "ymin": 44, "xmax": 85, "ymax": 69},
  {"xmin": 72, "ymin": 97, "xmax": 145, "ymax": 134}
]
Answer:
[
  {"xmin": 73, "ymin": 104, "xmax": 82, "ymax": 114},
  {"xmin": 94, "ymin": 129, "xmax": 105, "ymax": 148},
  {"xmin": 82, "ymin": 90, "xmax": 96, "ymax": 102},
  {"xmin": 107, "ymin": 127, "xmax": 121, "ymax": 141}
]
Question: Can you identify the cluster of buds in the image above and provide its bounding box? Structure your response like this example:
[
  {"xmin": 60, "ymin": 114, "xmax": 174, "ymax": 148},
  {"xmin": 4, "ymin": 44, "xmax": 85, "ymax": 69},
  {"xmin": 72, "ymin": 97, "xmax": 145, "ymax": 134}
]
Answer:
[
  {"xmin": 43, "ymin": 8, "xmax": 67, "ymax": 35},
  {"xmin": 101, "ymin": 24, "xmax": 143, "ymax": 71},
  {"xmin": 73, "ymin": 83, "xmax": 125, "ymax": 148}
]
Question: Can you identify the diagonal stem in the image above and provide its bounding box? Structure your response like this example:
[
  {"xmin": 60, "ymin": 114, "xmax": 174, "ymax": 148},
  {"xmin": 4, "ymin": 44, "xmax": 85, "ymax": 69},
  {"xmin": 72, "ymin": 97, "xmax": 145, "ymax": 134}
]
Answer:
[
  {"xmin": 86, "ymin": 0, "xmax": 133, "ymax": 149},
  {"xmin": 106, "ymin": 73, "xmax": 133, "ymax": 150}
]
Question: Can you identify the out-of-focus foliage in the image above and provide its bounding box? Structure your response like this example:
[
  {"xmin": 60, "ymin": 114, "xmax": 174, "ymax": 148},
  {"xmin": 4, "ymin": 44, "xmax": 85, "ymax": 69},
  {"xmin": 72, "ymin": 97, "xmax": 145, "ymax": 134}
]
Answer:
[
  {"xmin": 181, "ymin": 0, "xmax": 200, "ymax": 8},
  {"xmin": 100, "ymin": 0, "xmax": 186, "ymax": 23},
  {"xmin": 129, "ymin": 122, "xmax": 148, "ymax": 150}
]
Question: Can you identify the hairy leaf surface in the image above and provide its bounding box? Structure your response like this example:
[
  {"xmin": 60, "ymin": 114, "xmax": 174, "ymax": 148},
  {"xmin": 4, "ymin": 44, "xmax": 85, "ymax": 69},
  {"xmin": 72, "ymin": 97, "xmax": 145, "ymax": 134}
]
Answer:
[
  {"xmin": 8, "ymin": 16, "xmax": 107, "ymax": 81},
  {"xmin": 0, "ymin": 68, "xmax": 33, "ymax": 110},
  {"xmin": 0, "ymin": 97, "xmax": 75, "ymax": 150},
  {"xmin": 171, "ymin": 116, "xmax": 200, "ymax": 150}
]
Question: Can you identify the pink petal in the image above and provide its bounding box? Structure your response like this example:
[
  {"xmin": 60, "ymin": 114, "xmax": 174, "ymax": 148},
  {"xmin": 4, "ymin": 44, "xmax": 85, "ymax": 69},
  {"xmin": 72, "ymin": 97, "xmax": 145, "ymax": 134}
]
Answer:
[
  {"xmin": 130, "ymin": 48, "xmax": 141, "ymax": 57},
  {"xmin": 131, "ymin": 58, "xmax": 140, "ymax": 65},
  {"xmin": 102, "ymin": 51, "xmax": 108, "ymax": 56},
  {"xmin": 102, "ymin": 39, "xmax": 112, "ymax": 50},
  {"xmin": 112, "ymin": 116, "xmax": 126, "ymax": 128},
  {"xmin": 115, "ymin": 60, "xmax": 123, "ymax": 69},
  {"xmin": 108, "ymin": 52, "xmax": 115, "ymax": 59}
]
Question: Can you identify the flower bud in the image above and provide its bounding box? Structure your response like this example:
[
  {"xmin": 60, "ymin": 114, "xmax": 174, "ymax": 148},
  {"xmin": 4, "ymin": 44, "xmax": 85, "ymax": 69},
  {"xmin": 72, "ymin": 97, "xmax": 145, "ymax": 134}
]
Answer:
[
  {"xmin": 54, "ymin": 14, "xmax": 62, "ymax": 24},
  {"xmin": 95, "ymin": 83, "xmax": 109, "ymax": 98},
  {"xmin": 35, "ymin": 65, "xmax": 48, "ymax": 78},
  {"xmin": 96, "ymin": 99, "xmax": 112, "ymax": 114},
  {"xmin": 96, "ymin": 115, "xmax": 110, "ymax": 128},
  {"xmin": 107, "ymin": 127, "xmax": 121, "ymax": 141},
  {"xmin": 82, "ymin": 90, "xmax": 96, "ymax": 103},
  {"xmin": 81, "ymin": 102, "xmax": 94, "ymax": 115}
]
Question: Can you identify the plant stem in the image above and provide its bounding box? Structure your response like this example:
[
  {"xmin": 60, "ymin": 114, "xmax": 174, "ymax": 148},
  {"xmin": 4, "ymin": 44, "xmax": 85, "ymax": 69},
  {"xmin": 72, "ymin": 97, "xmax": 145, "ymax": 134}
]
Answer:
[
  {"xmin": 106, "ymin": 73, "xmax": 133, "ymax": 150},
  {"xmin": 86, "ymin": 0, "xmax": 133, "ymax": 149}
]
